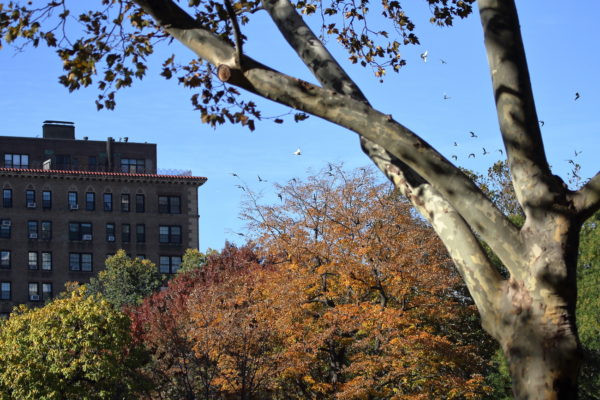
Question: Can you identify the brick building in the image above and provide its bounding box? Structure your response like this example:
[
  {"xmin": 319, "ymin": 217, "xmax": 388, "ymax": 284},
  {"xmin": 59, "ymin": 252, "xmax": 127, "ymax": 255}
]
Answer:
[{"xmin": 0, "ymin": 121, "xmax": 206, "ymax": 314}]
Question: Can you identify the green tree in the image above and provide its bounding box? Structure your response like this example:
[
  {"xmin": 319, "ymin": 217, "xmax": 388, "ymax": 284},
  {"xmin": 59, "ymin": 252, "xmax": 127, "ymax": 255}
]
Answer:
[
  {"xmin": 1, "ymin": 1, "xmax": 599, "ymax": 397},
  {"xmin": 177, "ymin": 248, "xmax": 212, "ymax": 274},
  {"xmin": 88, "ymin": 250, "xmax": 162, "ymax": 309},
  {"xmin": 0, "ymin": 286, "xmax": 148, "ymax": 400}
]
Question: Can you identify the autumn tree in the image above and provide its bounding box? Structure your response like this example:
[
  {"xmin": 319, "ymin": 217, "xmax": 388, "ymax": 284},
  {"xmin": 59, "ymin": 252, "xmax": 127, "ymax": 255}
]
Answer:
[
  {"xmin": 0, "ymin": 286, "xmax": 148, "ymax": 400},
  {"xmin": 1, "ymin": 1, "xmax": 598, "ymax": 397},
  {"xmin": 242, "ymin": 165, "xmax": 494, "ymax": 398}
]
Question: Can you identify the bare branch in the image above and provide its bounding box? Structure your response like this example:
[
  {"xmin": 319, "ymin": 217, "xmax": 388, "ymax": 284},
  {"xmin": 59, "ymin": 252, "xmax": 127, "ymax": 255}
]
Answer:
[
  {"xmin": 224, "ymin": 0, "xmax": 244, "ymax": 68},
  {"xmin": 570, "ymin": 172, "xmax": 600, "ymax": 220},
  {"xmin": 478, "ymin": 0, "xmax": 562, "ymax": 217}
]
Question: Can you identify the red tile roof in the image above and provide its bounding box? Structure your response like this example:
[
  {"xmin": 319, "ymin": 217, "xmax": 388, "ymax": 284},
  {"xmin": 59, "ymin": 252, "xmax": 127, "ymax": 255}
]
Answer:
[{"xmin": 0, "ymin": 168, "xmax": 207, "ymax": 182}]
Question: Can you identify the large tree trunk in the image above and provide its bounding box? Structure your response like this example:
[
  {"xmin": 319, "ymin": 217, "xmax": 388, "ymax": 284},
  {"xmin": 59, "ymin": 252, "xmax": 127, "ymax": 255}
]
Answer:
[{"xmin": 495, "ymin": 214, "xmax": 582, "ymax": 399}]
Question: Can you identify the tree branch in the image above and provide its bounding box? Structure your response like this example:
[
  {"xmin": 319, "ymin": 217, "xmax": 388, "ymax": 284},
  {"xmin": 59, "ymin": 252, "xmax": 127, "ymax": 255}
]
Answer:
[
  {"xmin": 478, "ymin": 0, "xmax": 563, "ymax": 218},
  {"xmin": 570, "ymin": 172, "xmax": 600, "ymax": 220},
  {"xmin": 133, "ymin": 0, "xmax": 523, "ymax": 273}
]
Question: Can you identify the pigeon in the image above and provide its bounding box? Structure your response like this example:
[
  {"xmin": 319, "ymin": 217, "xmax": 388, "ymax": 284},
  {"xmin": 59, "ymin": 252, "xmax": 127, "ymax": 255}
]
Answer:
[
  {"xmin": 257, "ymin": 175, "xmax": 266, "ymax": 182},
  {"xmin": 235, "ymin": 185, "xmax": 245, "ymax": 191},
  {"xmin": 453, "ymin": 142, "xmax": 458, "ymax": 147},
  {"xmin": 443, "ymin": 93, "xmax": 451, "ymax": 100},
  {"xmin": 482, "ymin": 147, "xmax": 489, "ymax": 155},
  {"xmin": 420, "ymin": 50, "xmax": 428, "ymax": 63},
  {"xmin": 539, "ymin": 120, "xmax": 545, "ymax": 127},
  {"xmin": 452, "ymin": 155, "xmax": 458, "ymax": 161},
  {"xmin": 469, "ymin": 131, "xmax": 478, "ymax": 138},
  {"xmin": 575, "ymin": 92, "xmax": 580, "ymax": 101},
  {"xmin": 468, "ymin": 153, "xmax": 475, "ymax": 158},
  {"xmin": 230, "ymin": 172, "xmax": 238, "ymax": 177},
  {"xmin": 440, "ymin": 59, "xmax": 447, "ymax": 64},
  {"xmin": 293, "ymin": 148, "xmax": 302, "ymax": 156},
  {"xmin": 497, "ymin": 149, "xmax": 503, "ymax": 155}
]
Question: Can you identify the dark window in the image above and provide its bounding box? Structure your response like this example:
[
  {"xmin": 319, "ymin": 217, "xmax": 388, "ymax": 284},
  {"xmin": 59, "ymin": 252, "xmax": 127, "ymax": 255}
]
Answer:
[
  {"xmin": 85, "ymin": 192, "xmax": 95, "ymax": 211},
  {"xmin": 158, "ymin": 196, "xmax": 181, "ymax": 214},
  {"xmin": 88, "ymin": 156, "xmax": 97, "ymax": 171},
  {"xmin": 42, "ymin": 283, "xmax": 53, "ymax": 300},
  {"xmin": 69, "ymin": 253, "xmax": 93, "ymax": 272},
  {"xmin": 122, "ymin": 224, "xmax": 131, "ymax": 243},
  {"xmin": 4, "ymin": 154, "xmax": 28, "ymax": 169},
  {"xmin": 0, "ymin": 220, "xmax": 10, "ymax": 239},
  {"xmin": 27, "ymin": 221, "xmax": 39, "ymax": 240},
  {"xmin": 121, "ymin": 194, "xmax": 130, "ymax": 212},
  {"xmin": 120, "ymin": 158, "xmax": 145, "ymax": 173},
  {"xmin": 41, "ymin": 221, "xmax": 52, "ymax": 240},
  {"xmin": 135, "ymin": 194, "xmax": 145, "ymax": 213},
  {"xmin": 69, "ymin": 222, "xmax": 93, "ymax": 241},
  {"xmin": 136, "ymin": 224, "xmax": 145, "ymax": 243},
  {"xmin": 41, "ymin": 252, "xmax": 52, "ymax": 270},
  {"xmin": 55, "ymin": 154, "xmax": 71, "ymax": 170},
  {"xmin": 0, "ymin": 282, "xmax": 11, "ymax": 300},
  {"xmin": 28, "ymin": 252, "xmax": 38, "ymax": 270},
  {"xmin": 159, "ymin": 256, "xmax": 182, "ymax": 274},
  {"xmin": 103, "ymin": 193, "xmax": 113, "ymax": 211},
  {"xmin": 42, "ymin": 191, "xmax": 52, "ymax": 209},
  {"xmin": 106, "ymin": 223, "xmax": 116, "ymax": 242},
  {"xmin": 0, "ymin": 251, "xmax": 10, "ymax": 269},
  {"xmin": 2, "ymin": 189, "xmax": 12, "ymax": 208},
  {"xmin": 68, "ymin": 191, "xmax": 78, "ymax": 210},
  {"xmin": 26, "ymin": 190, "xmax": 36, "ymax": 208},
  {"xmin": 159, "ymin": 225, "xmax": 182, "ymax": 244},
  {"xmin": 28, "ymin": 283, "xmax": 40, "ymax": 301}
]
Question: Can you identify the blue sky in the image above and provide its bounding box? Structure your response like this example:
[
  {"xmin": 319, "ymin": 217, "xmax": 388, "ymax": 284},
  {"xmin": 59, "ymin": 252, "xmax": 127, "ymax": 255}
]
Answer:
[{"xmin": 0, "ymin": 1, "xmax": 598, "ymax": 251}]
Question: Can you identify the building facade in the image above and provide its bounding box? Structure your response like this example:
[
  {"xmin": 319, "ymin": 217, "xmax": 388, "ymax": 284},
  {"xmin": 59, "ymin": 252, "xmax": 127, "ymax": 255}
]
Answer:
[{"xmin": 0, "ymin": 121, "xmax": 206, "ymax": 314}]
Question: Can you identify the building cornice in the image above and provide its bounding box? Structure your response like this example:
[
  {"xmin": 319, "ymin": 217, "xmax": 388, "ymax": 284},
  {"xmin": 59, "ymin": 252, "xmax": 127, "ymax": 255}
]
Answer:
[{"xmin": 0, "ymin": 168, "xmax": 207, "ymax": 186}]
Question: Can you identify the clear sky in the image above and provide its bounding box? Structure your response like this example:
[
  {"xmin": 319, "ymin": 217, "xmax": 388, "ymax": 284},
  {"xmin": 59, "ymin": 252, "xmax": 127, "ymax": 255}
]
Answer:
[{"xmin": 0, "ymin": 1, "xmax": 598, "ymax": 251}]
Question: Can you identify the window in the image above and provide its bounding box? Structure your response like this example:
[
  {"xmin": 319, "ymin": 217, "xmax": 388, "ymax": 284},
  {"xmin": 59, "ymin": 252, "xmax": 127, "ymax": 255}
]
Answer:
[
  {"xmin": 4, "ymin": 154, "xmax": 28, "ymax": 169},
  {"xmin": 158, "ymin": 196, "xmax": 181, "ymax": 214},
  {"xmin": 69, "ymin": 222, "xmax": 93, "ymax": 241},
  {"xmin": 68, "ymin": 191, "xmax": 78, "ymax": 210},
  {"xmin": 0, "ymin": 220, "xmax": 10, "ymax": 239},
  {"xmin": 88, "ymin": 156, "xmax": 97, "ymax": 171},
  {"xmin": 2, "ymin": 189, "xmax": 12, "ymax": 208},
  {"xmin": 41, "ymin": 221, "xmax": 52, "ymax": 240},
  {"xmin": 120, "ymin": 158, "xmax": 145, "ymax": 173},
  {"xmin": 85, "ymin": 192, "xmax": 95, "ymax": 211},
  {"xmin": 122, "ymin": 224, "xmax": 131, "ymax": 243},
  {"xmin": 28, "ymin": 252, "xmax": 38, "ymax": 270},
  {"xmin": 136, "ymin": 224, "xmax": 145, "ymax": 243},
  {"xmin": 69, "ymin": 253, "xmax": 93, "ymax": 272},
  {"xmin": 55, "ymin": 154, "xmax": 71, "ymax": 170},
  {"xmin": 135, "ymin": 194, "xmax": 145, "ymax": 213},
  {"xmin": 121, "ymin": 194, "xmax": 130, "ymax": 212},
  {"xmin": 136, "ymin": 254, "xmax": 146, "ymax": 260},
  {"xmin": 41, "ymin": 252, "xmax": 52, "ymax": 270},
  {"xmin": 25, "ymin": 190, "xmax": 36, "ymax": 208},
  {"xmin": 42, "ymin": 190, "xmax": 52, "ymax": 209},
  {"xmin": 106, "ymin": 223, "xmax": 116, "ymax": 242},
  {"xmin": 42, "ymin": 283, "xmax": 53, "ymax": 300},
  {"xmin": 159, "ymin": 256, "xmax": 182, "ymax": 274},
  {"xmin": 103, "ymin": 193, "xmax": 113, "ymax": 211},
  {"xmin": 0, "ymin": 282, "xmax": 11, "ymax": 300},
  {"xmin": 27, "ymin": 220, "xmax": 39, "ymax": 239},
  {"xmin": 28, "ymin": 283, "xmax": 40, "ymax": 302},
  {"xmin": 159, "ymin": 225, "xmax": 181, "ymax": 244},
  {"xmin": 0, "ymin": 251, "xmax": 10, "ymax": 269}
]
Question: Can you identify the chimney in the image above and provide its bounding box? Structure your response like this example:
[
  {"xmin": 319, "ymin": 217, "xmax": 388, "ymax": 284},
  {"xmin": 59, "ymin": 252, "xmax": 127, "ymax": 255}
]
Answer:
[{"xmin": 42, "ymin": 121, "xmax": 75, "ymax": 139}]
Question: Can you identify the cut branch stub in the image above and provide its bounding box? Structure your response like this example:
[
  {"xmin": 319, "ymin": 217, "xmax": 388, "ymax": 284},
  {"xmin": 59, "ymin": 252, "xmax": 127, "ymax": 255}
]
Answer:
[{"xmin": 218, "ymin": 64, "xmax": 232, "ymax": 82}]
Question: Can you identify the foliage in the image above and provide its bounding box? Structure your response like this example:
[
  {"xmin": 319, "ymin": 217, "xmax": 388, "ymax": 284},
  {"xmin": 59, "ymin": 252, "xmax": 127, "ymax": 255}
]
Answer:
[
  {"xmin": 577, "ymin": 210, "xmax": 600, "ymax": 399},
  {"xmin": 87, "ymin": 250, "xmax": 162, "ymax": 309},
  {"xmin": 0, "ymin": 286, "xmax": 148, "ymax": 400},
  {"xmin": 177, "ymin": 248, "xmax": 209, "ymax": 274}
]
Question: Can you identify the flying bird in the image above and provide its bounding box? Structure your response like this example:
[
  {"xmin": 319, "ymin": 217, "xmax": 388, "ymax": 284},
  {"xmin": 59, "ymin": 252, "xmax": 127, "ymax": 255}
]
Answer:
[
  {"xmin": 482, "ymin": 147, "xmax": 489, "ymax": 155},
  {"xmin": 453, "ymin": 142, "xmax": 458, "ymax": 147},
  {"xmin": 440, "ymin": 59, "xmax": 447, "ymax": 64},
  {"xmin": 293, "ymin": 148, "xmax": 302, "ymax": 156},
  {"xmin": 575, "ymin": 92, "xmax": 580, "ymax": 101},
  {"xmin": 469, "ymin": 131, "xmax": 478, "ymax": 138},
  {"xmin": 443, "ymin": 93, "xmax": 451, "ymax": 100},
  {"xmin": 497, "ymin": 149, "xmax": 504, "ymax": 155},
  {"xmin": 539, "ymin": 120, "xmax": 545, "ymax": 127},
  {"xmin": 277, "ymin": 193, "xmax": 283, "ymax": 201},
  {"xmin": 230, "ymin": 172, "xmax": 238, "ymax": 177},
  {"xmin": 257, "ymin": 175, "xmax": 267, "ymax": 182},
  {"xmin": 420, "ymin": 50, "xmax": 428, "ymax": 63},
  {"xmin": 452, "ymin": 155, "xmax": 458, "ymax": 161},
  {"xmin": 235, "ymin": 184, "xmax": 245, "ymax": 191},
  {"xmin": 468, "ymin": 153, "xmax": 476, "ymax": 158}
]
